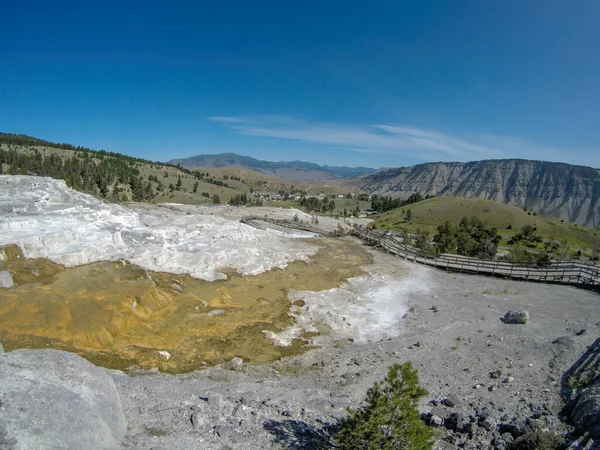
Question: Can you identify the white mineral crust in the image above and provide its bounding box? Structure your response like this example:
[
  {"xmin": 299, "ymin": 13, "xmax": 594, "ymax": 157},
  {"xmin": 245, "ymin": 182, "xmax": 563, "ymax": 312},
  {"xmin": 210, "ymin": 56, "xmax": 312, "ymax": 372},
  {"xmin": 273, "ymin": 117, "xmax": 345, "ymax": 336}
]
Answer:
[{"xmin": 0, "ymin": 176, "xmax": 317, "ymax": 281}]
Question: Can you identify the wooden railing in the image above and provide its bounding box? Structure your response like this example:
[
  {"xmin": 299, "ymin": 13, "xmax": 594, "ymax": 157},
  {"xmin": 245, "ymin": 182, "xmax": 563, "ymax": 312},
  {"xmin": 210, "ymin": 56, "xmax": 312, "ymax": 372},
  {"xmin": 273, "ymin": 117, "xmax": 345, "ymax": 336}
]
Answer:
[
  {"xmin": 354, "ymin": 229, "xmax": 600, "ymax": 288},
  {"xmin": 240, "ymin": 216, "xmax": 336, "ymax": 237}
]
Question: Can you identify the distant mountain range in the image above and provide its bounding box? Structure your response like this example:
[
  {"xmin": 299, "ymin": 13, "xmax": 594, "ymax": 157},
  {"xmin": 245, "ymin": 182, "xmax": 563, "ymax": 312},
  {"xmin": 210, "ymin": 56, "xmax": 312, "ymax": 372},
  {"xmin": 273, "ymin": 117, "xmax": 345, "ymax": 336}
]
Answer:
[
  {"xmin": 353, "ymin": 159, "xmax": 600, "ymax": 228},
  {"xmin": 3, "ymin": 132, "xmax": 598, "ymax": 228},
  {"xmin": 168, "ymin": 152, "xmax": 376, "ymax": 181}
]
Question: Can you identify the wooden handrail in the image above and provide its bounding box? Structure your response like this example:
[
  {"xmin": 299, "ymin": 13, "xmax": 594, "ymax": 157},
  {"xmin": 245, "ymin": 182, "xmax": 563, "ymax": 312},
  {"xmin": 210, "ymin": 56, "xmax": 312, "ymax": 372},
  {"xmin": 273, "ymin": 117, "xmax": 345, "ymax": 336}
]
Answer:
[{"xmin": 352, "ymin": 228, "xmax": 599, "ymax": 287}]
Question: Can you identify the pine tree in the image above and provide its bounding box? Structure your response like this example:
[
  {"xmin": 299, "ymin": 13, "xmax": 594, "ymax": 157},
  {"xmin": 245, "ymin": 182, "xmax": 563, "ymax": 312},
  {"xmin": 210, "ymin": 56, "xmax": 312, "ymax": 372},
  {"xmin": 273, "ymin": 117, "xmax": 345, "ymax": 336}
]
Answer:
[{"xmin": 334, "ymin": 362, "xmax": 432, "ymax": 450}]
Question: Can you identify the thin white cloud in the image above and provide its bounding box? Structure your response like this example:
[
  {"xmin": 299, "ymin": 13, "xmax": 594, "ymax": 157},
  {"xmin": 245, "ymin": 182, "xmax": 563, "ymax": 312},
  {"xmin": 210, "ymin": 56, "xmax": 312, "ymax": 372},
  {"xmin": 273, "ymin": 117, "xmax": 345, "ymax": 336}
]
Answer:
[
  {"xmin": 208, "ymin": 116, "xmax": 250, "ymax": 124},
  {"xmin": 208, "ymin": 116, "xmax": 598, "ymax": 167}
]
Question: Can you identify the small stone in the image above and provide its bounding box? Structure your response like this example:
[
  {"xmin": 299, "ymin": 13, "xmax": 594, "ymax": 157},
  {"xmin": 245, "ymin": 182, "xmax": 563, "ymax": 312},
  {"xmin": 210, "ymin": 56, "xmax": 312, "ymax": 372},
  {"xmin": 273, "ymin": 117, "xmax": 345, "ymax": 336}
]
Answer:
[
  {"xmin": 482, "ymin": 418, "xmax": 497, "ymax": 431},
  {"xmin": 443, "ymin": 394, "xmax": 460, "ymax": 407},
  {"xmin": 502, "ymin": 310, "xmax": 529, "ymax": 324},
  {"xmin": 503, "ymin": 377, "xmax": 514, "ymax": 384},
  {"xmin": 464, "ymin": 422, "xmax": 478, "ymax": 434},
  {"xmin": 190, "ymin": 413, "xmax": 205, "ymax": 429},
  {"xmin": 430, "ymin": 406, "xmax": 451, "ymax": 419},
  {"xmin": 171, "ymin": 283, "xmax": 184, "ymax": 293},
  {"xmin": 430, "ymin": 414, "xmax": 443, "ymax": 427},
  {"xmin": 158, "ymin": 351, "xmax": 171, "ymax": 360},
  {"xmin": 501, "ymin": 432, "xmax": 515, "ymax": 444},
  {"xmin": 473, "ymin": 384, "xmax": 483, "ymax": 389},
  {"xmin": 214, "ymin": 424, "xmax": 236, "ymax": 439},
  {"xmin": 0, "ymin": 270, "xmax": 14, "ymax": 288},
  {"xmin": 228, "ymin": 357, "xmax": 244, "ymax": 369}
]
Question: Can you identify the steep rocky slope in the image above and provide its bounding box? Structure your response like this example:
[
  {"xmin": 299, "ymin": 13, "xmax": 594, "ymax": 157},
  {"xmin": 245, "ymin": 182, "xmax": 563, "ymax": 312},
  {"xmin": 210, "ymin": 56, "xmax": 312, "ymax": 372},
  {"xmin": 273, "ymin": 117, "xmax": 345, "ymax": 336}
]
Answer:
[{"xmin": 356, "ymin": 159, "xmax": 600, "ymax": 228}]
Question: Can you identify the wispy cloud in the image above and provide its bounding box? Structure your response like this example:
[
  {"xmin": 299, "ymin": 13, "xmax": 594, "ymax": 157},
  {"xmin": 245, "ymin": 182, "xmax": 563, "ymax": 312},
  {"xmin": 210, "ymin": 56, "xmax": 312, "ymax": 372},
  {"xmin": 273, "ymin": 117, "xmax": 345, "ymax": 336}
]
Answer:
[{"xmin": 207, "ymin": 116, "xmax": 596, "ymax": 166}]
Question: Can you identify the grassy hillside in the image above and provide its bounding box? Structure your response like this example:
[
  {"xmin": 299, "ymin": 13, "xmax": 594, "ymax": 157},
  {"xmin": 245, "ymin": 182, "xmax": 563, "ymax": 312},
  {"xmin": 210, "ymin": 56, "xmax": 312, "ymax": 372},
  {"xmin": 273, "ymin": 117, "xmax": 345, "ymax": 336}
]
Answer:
[
  {"xmin": 373, "ymin": 197, "xmax": 600, "ymax": 253},
  {"xmin": 0, "ymin": 133, "xmax": 304, "ymax": 205}
]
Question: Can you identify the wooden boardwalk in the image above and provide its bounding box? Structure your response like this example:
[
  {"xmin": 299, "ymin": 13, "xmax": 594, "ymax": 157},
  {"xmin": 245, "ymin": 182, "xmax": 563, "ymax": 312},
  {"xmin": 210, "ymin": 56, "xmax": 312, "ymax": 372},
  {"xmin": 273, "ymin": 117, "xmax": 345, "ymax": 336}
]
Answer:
[
  {"xmin": 240, "ymin": 216, "xmax": 336, "ymax": 237},
  {"xmin": 353, "ymin": 229, "xmax": 600, "ymax": 289}
]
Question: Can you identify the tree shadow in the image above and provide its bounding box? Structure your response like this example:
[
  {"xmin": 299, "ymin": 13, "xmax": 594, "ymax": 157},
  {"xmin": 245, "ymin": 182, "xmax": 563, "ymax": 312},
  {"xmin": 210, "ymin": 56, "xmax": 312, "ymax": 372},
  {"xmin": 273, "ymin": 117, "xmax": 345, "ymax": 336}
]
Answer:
[{"xmin": 263, "ymin": 419, "xmax": 337, "ymax": 449}]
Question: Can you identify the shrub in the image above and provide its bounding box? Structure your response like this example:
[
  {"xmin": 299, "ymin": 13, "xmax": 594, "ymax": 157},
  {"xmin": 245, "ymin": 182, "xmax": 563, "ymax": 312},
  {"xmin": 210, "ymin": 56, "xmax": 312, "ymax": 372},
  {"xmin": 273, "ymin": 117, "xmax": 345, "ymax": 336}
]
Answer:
[
  {"xmin": 510, "ymin": 425, "xmax": 564, "ymax": 449},
  {"xmin": 334, "ymin": 362, "xmax": 433, "ymax": 450}
]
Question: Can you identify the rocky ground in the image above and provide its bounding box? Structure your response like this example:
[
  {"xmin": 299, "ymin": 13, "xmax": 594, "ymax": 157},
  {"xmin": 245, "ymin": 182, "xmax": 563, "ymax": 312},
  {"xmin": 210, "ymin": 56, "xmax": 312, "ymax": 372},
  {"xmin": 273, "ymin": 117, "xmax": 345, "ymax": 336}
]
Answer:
[
  {"xmin": 111, "ymin": 253, "xmax": 600, "ymax": 449},
  {"xmin": 2, "ymin": 248, "xmax": 598, "ymax": 449}
]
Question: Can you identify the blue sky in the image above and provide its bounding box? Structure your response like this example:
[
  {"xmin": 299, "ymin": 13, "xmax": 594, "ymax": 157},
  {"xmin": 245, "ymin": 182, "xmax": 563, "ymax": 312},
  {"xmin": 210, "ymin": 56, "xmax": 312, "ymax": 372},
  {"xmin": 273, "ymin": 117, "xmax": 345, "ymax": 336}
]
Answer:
[{"xmin": 1, "ymin": 1, "xmax": 599, "ymax": 168}]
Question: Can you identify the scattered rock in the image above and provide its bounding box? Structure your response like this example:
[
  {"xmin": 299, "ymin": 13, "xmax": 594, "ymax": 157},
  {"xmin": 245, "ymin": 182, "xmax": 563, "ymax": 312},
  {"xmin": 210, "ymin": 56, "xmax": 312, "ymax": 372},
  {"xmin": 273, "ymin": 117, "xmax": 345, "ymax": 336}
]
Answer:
[
  {"xmin": 190, "ymin": 413, "xmax": 207, "ymax": 430},
  {"xmin": 570, "ymin": 371, "xmax": 600, "ymax": 438},
  {"xmin": 442, "ymin": 394, "xmax": 460, "ymax": 408},
  {"xmin": 0, "ymin": 270, "xmax": 13, "ymax": 288},
  {"xmin": 502, "ymin": 310, "xmax": 529, "ymax": 324},
  {"xmin": 214, "ymin": 423, "xmax": 236, "ymax": 440},
  {"xmin": 464, "ymin": 422, "xmax": 478, "ymax": 434},
  {"xmin": 170, "ymin": 283, "xmax": 184, "ymax": 293},
  {"xmin": 430, "ymin": 414, "xmax": 443, "ymax": 427},
  {"xmin": 430, "ymin": 406, "xmax": 451, "ymax": 420},
  {"xmin": 158, "ymin": 351, "xmax": 171, "ymax": 360},
  {"xmin": 228, "ymin": 357, "xmax": 244, "ymax": 370},
  {"xmin": 481, "ymin": 417, "xmax": 497, "ymax": 431}
]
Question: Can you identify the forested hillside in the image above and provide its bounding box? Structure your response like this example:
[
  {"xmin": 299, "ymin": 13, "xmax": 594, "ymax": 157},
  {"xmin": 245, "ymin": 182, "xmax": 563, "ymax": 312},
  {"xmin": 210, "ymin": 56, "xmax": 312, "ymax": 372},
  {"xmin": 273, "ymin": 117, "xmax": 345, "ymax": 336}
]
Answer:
[{"xmin": 0, "ymin": 133, "xmax": 295, "ymax": 204}]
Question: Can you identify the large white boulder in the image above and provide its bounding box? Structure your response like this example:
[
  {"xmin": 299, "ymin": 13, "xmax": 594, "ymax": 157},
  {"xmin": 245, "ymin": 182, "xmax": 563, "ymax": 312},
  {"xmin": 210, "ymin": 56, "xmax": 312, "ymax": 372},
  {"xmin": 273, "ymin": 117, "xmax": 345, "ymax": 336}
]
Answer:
[{"xmin": 0, "ymin": 349, "xmax": 126, "ymax": 450}]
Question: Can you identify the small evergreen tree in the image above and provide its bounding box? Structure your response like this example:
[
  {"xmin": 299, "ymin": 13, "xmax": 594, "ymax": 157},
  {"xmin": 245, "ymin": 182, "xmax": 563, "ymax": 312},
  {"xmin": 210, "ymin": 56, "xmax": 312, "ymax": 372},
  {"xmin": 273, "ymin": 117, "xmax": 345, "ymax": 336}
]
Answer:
[{"xmin": 334, "ymin": 362, "xmax": 432, "ymax": 449}]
